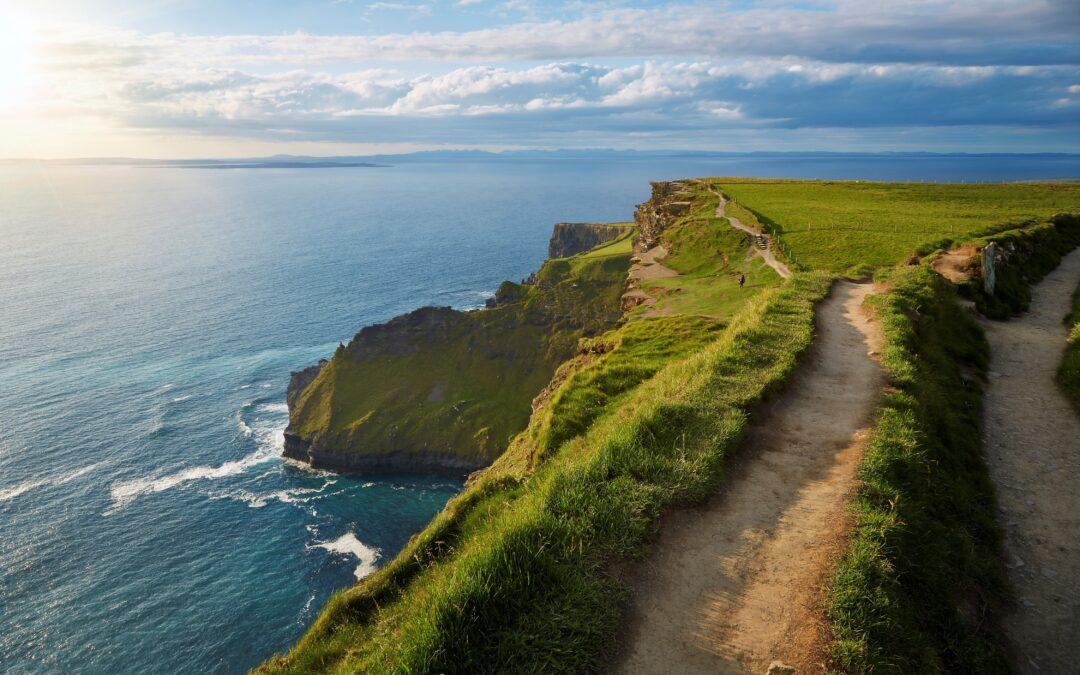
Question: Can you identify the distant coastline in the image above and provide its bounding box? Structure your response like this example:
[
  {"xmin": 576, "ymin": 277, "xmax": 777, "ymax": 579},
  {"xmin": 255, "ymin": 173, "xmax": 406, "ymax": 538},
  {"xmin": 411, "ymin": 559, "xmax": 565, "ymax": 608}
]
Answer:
[{"xmin": 150, "ymin": 161, "xmax": 385, "ymax": 169}]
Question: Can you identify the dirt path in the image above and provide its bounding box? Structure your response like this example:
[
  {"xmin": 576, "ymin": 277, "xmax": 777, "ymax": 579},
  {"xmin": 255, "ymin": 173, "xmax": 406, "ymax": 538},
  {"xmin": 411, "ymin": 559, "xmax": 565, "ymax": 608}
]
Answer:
[
  {"xmin": 715, "ymin": 196, "xmax": 792, "ymax": 279},
  {"xmin": 981, "ymin": 247, "xmax": 1080, "ymax": 674},
  {"xmin": 621, "ymin": 244, "xmax": 681, "ymax": 316},
  {"xmin": 614, "ymin": 281, "xmax": 883, "ymax": 674}
]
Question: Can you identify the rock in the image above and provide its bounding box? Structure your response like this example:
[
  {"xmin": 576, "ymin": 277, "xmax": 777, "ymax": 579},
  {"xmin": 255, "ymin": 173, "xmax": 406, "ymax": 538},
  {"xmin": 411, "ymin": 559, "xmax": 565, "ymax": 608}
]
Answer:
[
  {"xmin": 634, "ymin": 180, "xmax": 695, "ymax": 249},
  {"xmin": 766, "ymin": 661, "xmax": 796, "ymax": 674},
  {"xmin": 286, "ymin": 359, "xmax": 328, "ymax": 408},
  {"xmin": 982, "ymin": 241, "xmax": 999, "ymax": 295},
  {"xmin": 621, "ymin": 289, "xmax": 652, "ymax": 312}
]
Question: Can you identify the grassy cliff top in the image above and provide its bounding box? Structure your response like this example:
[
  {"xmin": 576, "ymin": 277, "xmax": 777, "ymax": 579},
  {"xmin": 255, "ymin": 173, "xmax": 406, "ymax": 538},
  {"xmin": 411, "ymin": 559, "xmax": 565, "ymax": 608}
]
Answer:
[
  {"xmin": 711, "ymin": 179, "xmax": 1080, "ymax": 272},
  {"xmin": 264, "ymin": 178, "xmax": 1080, "ymax": 673},
  {"xmin": 287, "ymin": 229, "xmax": 634, "ymax": 467}
]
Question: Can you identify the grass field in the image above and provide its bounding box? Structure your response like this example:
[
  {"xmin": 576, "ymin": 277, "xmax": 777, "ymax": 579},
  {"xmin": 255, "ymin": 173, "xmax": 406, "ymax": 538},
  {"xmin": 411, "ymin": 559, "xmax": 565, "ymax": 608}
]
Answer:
[
  {"xmin": 712, "ymin": 179, "xmax": 1080, "ymax": 272},
  {"xmin": 635, "ymin": 182, "xmax": 783, "ymax": 318}
]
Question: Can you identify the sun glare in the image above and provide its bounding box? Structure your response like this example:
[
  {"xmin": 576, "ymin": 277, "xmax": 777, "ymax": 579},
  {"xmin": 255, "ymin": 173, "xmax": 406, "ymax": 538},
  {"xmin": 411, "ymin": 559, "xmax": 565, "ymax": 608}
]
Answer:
[{"xmin": 0, "ymin": 11, "xmax": 37, "ymax": 110}]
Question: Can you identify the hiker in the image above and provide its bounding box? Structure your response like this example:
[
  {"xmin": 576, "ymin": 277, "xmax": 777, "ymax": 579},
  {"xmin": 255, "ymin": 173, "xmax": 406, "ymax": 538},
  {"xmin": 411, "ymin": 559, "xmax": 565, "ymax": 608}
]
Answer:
[{"xmin": 738, "ymin": 273, "xmax": 746, "ymax": 288}]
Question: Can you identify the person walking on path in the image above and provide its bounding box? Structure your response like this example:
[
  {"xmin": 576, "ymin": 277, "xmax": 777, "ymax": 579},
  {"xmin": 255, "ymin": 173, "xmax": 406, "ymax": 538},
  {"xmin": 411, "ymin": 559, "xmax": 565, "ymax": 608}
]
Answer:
[{"xmin": 738, "ymin": 273, "xmax": 746, "ymax": 288}]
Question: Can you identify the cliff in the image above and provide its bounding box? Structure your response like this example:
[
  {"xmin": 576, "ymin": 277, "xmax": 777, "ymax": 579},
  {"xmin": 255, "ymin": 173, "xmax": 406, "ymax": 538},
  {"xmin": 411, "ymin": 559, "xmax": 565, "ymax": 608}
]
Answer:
[
  {"xmin": 548, "ymin": 222, "xmax": 633, "ymax": 259},
  {"xmin": 283, "ymin": 225, "xmax": 633, "ymax": 475},
  {"xmin": 633, "ymin": 180, "xmax": 694, "ymax": 248}
]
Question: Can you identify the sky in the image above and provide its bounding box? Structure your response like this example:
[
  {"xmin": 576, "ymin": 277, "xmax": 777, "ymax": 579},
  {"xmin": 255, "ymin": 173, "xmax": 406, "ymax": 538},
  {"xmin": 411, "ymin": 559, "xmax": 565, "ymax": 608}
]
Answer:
[{"xmin": 1, "ymin": 0, "xmax": 1078, "ymax": 158}]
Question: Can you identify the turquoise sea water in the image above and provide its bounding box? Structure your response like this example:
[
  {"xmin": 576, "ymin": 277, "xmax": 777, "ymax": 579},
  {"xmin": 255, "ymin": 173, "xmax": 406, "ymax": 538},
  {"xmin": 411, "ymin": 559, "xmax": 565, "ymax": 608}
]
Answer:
[{"xmin": 1, "ymin": 154, "xmax": 1078, "ymax": 673}]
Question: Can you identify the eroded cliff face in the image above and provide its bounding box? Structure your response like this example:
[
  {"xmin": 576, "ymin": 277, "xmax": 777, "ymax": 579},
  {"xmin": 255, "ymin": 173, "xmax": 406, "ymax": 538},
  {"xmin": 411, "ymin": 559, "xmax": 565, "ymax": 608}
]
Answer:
[
  {"xmin": 286, "ymin": 360, "xmax": 328, "ymax": 408},
  {"xmin": 548, "ymin": 223, "xmax": 631, "ymax": 259},
  {"xmin": 284, "ymin": 225, "xmax": 632, "ymax": 475},
  {"xmin": 634, "ymin": 180, "xmax": 694, "ymax": 248}
]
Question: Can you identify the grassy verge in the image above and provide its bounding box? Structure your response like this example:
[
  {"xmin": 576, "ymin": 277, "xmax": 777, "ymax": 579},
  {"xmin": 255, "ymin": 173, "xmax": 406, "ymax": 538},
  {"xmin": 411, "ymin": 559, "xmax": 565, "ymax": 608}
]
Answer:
[
  {"xmin": 962, "ymin": 214, "xmax": 1080, "ymax": 319},
  {"xmin": 260, "ymin": 273, "xmax": 831, "ymax": 673},
  {"xmin": 1058, "ymin": 280, "xmax": 1080, "ymax": 406},
  {"xmin": 827, "ymin": 264, "xmax": 1010, "ymax": 672}
]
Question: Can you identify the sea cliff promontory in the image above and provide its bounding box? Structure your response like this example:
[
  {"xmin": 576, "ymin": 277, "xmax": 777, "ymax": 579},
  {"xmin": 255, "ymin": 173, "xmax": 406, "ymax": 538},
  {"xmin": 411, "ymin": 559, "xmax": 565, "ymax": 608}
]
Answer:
[{"xmin": 283, "ymin": 222, "xmax": 633, "ymax": 474}]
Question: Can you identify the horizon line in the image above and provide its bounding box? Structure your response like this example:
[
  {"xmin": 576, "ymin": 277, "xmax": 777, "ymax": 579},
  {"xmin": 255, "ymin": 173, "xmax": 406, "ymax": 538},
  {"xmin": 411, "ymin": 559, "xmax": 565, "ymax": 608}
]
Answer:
[{"xmin": 5, "ymin": 149, "xmax": 1080, "ymax": 164}]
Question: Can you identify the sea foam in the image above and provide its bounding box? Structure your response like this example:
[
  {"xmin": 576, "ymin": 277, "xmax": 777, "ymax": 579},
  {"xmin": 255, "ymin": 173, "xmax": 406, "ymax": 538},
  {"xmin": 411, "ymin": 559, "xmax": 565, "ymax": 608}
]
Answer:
[
  {"xmin": 312, "ymin": 532, "xmax": 381, "ymax": 579},
  {"xmin": 0, "ymin": 463, "xmax": 101, "ymax": 502}
]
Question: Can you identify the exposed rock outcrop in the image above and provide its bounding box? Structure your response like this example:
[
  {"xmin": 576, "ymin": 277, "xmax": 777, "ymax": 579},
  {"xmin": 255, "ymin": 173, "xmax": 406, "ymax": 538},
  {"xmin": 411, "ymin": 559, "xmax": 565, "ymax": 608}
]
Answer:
[
  {"xmin": 633, "ymin": 180, "xmax": 694, "ymax": 249},
  {"xmin": 620, "ymin": 182, "xmax": 690, "ymax": 315},
  {"xmin": 548, "ymin": 222, "xmax": 630, "ymax": 259},
  {"xmin": 282, "ymin": 431, "xmax": 486, "ymax": 475},
  {"xmin": 342, "ymin": 306, "xmax": 464, "ymax": 361},
  {"xmin": 286, "ymin": 359, "xmax": 328, "ymax": 408}
]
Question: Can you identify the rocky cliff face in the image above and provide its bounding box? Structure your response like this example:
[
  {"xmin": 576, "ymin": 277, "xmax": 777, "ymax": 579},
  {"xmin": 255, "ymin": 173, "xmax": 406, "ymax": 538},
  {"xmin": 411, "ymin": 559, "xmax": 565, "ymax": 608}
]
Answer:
[
  {"xmin": 284, "ymin": 224, "xmax": 633, "ymax": 475},
  {"xmin": 634, "ymin": 180, "xmax": 694, "ymax": 248},
  {"xmin": 547, "ymin": 223, "xmax": 630, "ymax": 259},
  {"xmin": 286, "ymin": 359, "xmax": 328, "ymax": 408}
]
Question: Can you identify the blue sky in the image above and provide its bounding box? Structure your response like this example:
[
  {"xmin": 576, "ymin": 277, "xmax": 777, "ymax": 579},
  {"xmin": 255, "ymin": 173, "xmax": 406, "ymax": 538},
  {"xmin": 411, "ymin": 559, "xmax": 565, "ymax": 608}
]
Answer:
[{"xmin": 2, "ymin": 0, "xmax": 1078, "ymax": 157}]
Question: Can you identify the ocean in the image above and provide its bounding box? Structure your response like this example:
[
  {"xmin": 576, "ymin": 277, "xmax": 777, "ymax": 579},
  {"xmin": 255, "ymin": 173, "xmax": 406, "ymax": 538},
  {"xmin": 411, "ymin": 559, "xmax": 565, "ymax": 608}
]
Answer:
[{"xmin": 1, "ymin": 153, "xmax": 1077, "ymax": 673}]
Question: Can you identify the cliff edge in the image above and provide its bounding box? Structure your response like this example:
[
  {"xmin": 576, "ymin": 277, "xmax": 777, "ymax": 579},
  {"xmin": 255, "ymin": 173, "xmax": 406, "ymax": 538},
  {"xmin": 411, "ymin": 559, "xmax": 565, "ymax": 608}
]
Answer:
[
  {"xmin": 548, "ymin": 222, "xmax": 632, "ymax": 259},
  {"xmin": 283, "ymin": 223, "xmax": 634, "ymax": 475}
]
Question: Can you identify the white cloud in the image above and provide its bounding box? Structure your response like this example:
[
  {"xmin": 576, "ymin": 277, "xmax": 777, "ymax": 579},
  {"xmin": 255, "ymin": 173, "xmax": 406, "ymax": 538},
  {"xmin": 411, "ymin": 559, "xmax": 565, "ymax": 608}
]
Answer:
[
  {"xmin": 32, "ymin": 1, "xmax": 1080, "ymax": 68},
  {"xmin": 9, "ymin": 1, "xmax": 1080, "ymax": 152}
]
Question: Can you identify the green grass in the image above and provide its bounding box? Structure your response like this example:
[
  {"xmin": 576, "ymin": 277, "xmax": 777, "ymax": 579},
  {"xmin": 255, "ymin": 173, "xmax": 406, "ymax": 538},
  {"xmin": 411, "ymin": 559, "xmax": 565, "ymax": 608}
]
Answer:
[
  {"xmin": 533, "ymin": 315, "xmax": 724, "ymax": 461},
  {"xmin": 1058, "ymin": 280, "xmax": 1080, "ymax": 407},
  {"xmin": 259, "ymin": 273, "xmax": 832, "ymax": 674},
  {"xmin": 827, "ymin": 264, "xmax": 1010, "ymax": 672},
  {"xmin": 711, "ymin": 179, "xmax": 1080, "ymax": 272},
  {"xmin": 634, "ymin": 180, "xmax": 783, "ymax": 318},
  {"xmin": 290, "ymin": 233, "xmax": 632, "ymax": 464}
]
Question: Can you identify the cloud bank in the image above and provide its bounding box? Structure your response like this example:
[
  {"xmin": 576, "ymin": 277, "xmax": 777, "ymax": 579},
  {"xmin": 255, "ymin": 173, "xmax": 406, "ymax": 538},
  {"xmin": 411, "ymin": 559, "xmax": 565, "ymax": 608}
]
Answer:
[{"xmin": 13, "ymin": 0, "xmax": 1080, "ymax": 152}]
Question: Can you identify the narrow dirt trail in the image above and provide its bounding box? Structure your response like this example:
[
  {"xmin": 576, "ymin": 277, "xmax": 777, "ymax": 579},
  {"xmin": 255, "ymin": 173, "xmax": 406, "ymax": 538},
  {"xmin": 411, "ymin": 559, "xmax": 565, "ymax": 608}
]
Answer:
[
  {"xmin": 614, "ymin": 281, "xmax": 882, "ymax": 674},
  {"xmin": 981, "ymin": 247, "xmax": 1080, "ymax": 674},
  {"xmin": 715, "ymin": 195, "xmax": 792, "ymax": 279}
]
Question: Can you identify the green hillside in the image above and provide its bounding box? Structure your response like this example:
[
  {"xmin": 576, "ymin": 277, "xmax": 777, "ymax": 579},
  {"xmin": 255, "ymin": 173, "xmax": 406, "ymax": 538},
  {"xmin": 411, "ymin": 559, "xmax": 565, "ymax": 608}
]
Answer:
[{"xmin": 288, "ymin": 229, "xmax": 634, "ymax": 469}]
